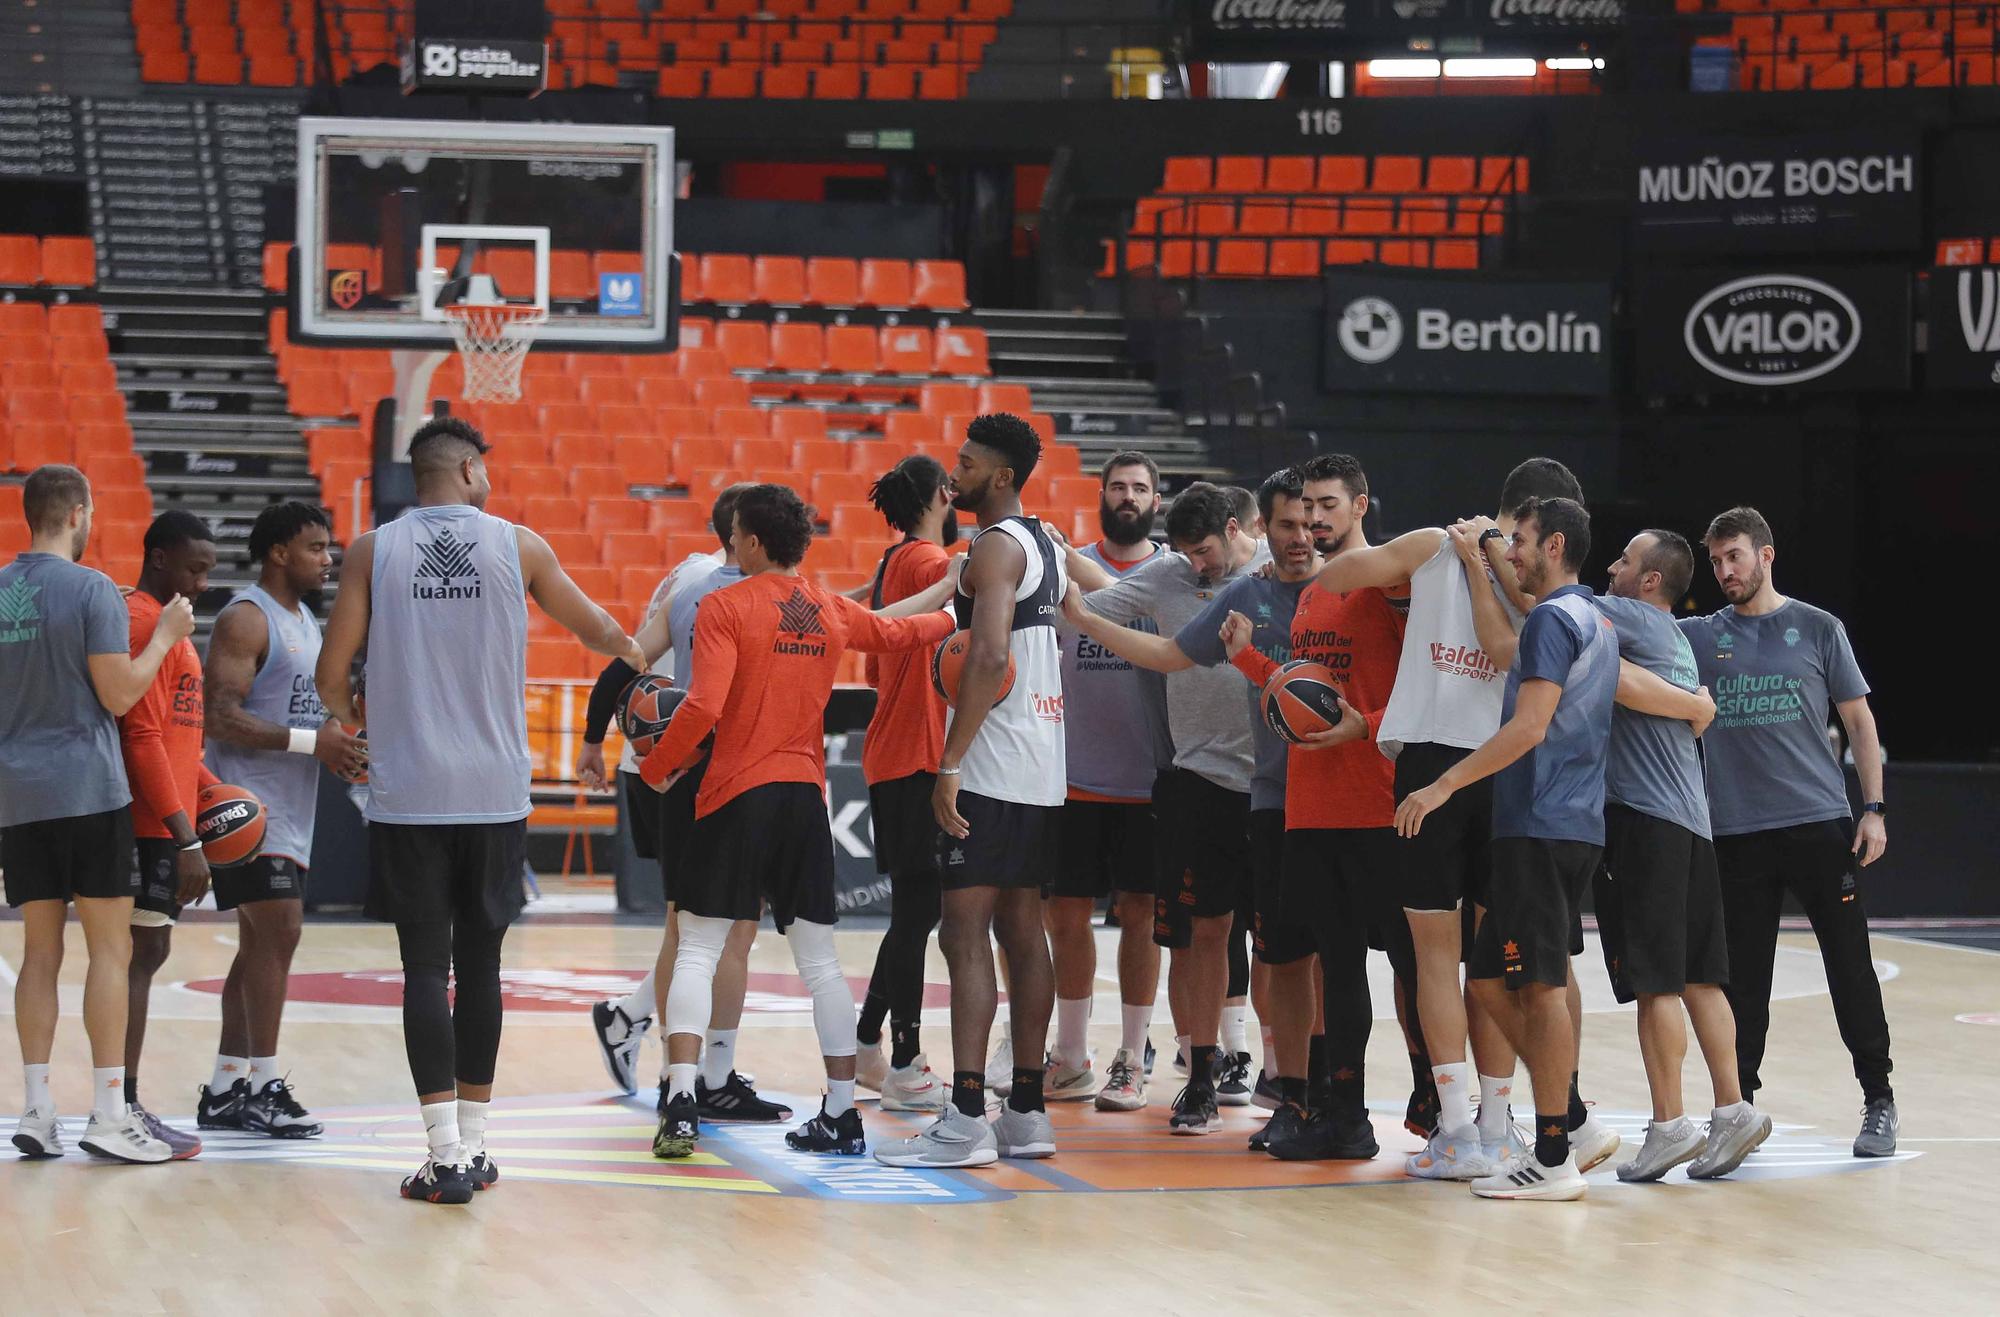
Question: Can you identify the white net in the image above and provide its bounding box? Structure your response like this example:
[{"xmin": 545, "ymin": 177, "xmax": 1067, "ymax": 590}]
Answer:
[{"xmin": 442, "ymin": 302, "xmax": 548, "ymax": 403}]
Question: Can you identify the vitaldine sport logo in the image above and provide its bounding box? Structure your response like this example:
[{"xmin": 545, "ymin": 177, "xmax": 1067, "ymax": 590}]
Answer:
[
  {"xmin": 1684, "ymin": 274, "xmax": 1860, "ymax": 386},
  {"xmin": 413, "ymin": 527, "xmax": 482, "ymax": 600}
]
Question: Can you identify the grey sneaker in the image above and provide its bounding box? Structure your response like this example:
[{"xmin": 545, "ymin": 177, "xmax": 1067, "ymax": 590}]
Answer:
[
  {"xmin": 1617, "ymin": 1117, "xmax": 1706, "ymax": 1183},
  {"xmin": 1852, "ymin": 1097, "xmax": 1898, "ymax": 1158},
  {"xmin": 992, "ymin": 1104, "xmax": 1056, "ymax": 1159},
  {"xmin": 1689, "ymin": 1102, "xmax": 1773, "ymax": 1178},
  {"xmin": 873, "ymin": 1105, "xmax": 999, "ymax": 1168},
  {"xmin": 78, "ymin": 1109, "xmax": 172, "ymax": 1163},
  {"xmin": 130, "ymin": 1102, "xmax": 201, "ymax": 1160}
]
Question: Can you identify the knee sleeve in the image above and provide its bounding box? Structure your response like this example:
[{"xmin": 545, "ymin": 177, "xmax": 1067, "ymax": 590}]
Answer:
[
  {"xmin": 395, "ymin": 922, "xmax": 456, "ymax": 1096},
  {"xmin": 788, "ymin": 919, "xmax": 856, "ymax": 1057},
  {"xmin": 665, "ymin": 913, "xmax": 730, "ymax": 1043},
  {"xmin": 1226, "ymin": 919, "xmax": 1251, "ymax": 999},
  {"xmin": 449, "ymin": 924, "xmax": 508, "ymax": 1088}
]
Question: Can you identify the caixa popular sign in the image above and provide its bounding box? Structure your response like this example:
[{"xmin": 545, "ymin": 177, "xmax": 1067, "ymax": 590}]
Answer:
[
  {"xmin": 1635, "ymin": 267, "xmax": 1911, "ymax": 393},
  {"xmin": 1633, "ymin": 130, "xmax": 1920, "ymax": 253},
  {"xmin": 1192, "ymin": 0, "xmax": 1623, "ymax": 57},
  {"xmin": 401, "ymin": 38, "xmax": 547, "ymax": 94}
]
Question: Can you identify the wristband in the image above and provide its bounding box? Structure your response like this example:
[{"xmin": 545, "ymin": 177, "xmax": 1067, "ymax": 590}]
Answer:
[
  {"xmin": 288, "ymin": 727, "xmax": 318, "ymax": 756},
  {"xmin": 936, "ymin": 766, "xmax": 962, "ymax": 777},
  {"xmin": 180, "ymin": 839, "xmax": 205, "ymax": 853}
]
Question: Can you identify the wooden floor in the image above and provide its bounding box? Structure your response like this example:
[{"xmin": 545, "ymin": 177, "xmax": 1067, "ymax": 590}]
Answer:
[{"xmin": 1, "ymin": 909, "xmax": 1995, "ymax": 1316}]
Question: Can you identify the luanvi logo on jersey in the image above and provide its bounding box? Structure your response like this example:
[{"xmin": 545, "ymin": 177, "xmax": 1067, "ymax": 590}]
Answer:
[
  {"xmin": 0, "ymin": 579, "xmax": 42, "ymax": 644},
  {"xmin": 1684, "ymin": 275, "xmax": 1860, "ymax": 386},
  {"xmin": 774, "ymin": 587, "xmax": 828, "ymax": 657},
  {"xmin": 413, "ymin": 528, "xmax": 482, "ymax": 600}
]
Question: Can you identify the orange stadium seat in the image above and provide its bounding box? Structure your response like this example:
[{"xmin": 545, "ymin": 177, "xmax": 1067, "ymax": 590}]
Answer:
[
  {"xmin": 806, "ymin": 258, "xmax": 862, "ymax": 306},
  {"xmin": 716, "ymin": 321, "xmax": 773, "ymax": 371}
]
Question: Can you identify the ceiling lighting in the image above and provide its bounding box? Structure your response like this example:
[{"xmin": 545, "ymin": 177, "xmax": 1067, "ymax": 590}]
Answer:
[
  {"xmin": 1543, "ymin": 56, "xmax": 1606, "ymax": 71},
  {"xmin": 1366, "ymin": 58, "xmax": 1442, "ymax": 79},
  {"xmin": 1442, "ymin": 58, "xmax": 1538, "ymax": 78}
]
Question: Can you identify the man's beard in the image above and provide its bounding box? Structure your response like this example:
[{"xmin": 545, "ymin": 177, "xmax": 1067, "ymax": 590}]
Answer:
[
  {"xmin": 68, "ymin": 523, "xmax": 88, "ymax": 562},
  {"xmin": 1724, "ymin": 564, "xmax": 1765, "ymax": 601},
  {"xmin": 1098, "ymin": 500, "xmax": 1155, "ymax": 547},
  {"xmin": 1519, "ymin": 557, "xmax": 1548, "ymax": 596},
  {"xmin": 940, "ymin": 512, "xmax": 961, "ymax": 547},
  {"xmin": 949, "ymin": 476, "xmax": 987, "ymax": 513}
]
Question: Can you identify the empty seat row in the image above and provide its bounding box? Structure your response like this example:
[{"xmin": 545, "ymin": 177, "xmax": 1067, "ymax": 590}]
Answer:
[
  {"xmin": 1108, "ymin": 237, "xmax": 1482, "ymax": 280},
  {"xmin": 1159, "ymin": 154, "xmax": 1529, "ymax": 197},
  {"xmin": 655, "ymin": 62, "xmax": 966, "ymax": 98},
  {"xmin": 1133, "ymin": 195, "xmax": 1505, "ymax": 240},
  {"xmin": 0, "ymin": 236, "xmax": 98, "ymax": 287}
]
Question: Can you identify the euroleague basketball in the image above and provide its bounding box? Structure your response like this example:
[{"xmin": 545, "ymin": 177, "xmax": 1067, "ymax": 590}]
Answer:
[
  {"xmin": 1261, "ymin": 660, "xmax": 1347, "ymax": 745},
  {"xmin": 195, "ymin": 783, "xmax": 266, "ymax": 868},
  {"xmin": 618, "ymin": 674, "xmax": 711, "ymax": 769},
  {"xmin": 930, "ymin": 630, "xmax": 1017, "ymax": 708}
]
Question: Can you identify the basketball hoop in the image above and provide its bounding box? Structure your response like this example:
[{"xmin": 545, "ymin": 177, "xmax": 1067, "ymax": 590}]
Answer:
[{"xmin": 441, "ymin": 301, "xmax": 547, "ymax": 403}]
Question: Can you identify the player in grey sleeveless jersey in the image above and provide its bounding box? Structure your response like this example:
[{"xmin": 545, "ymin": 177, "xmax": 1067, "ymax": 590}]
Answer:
[
  {"xmin": 315, "ymin": 418, "xmax": 644, "ymax": 1206},
  {"xmin": 197, "ymin": 503, "xmax": 367, "ymax": 1140}
]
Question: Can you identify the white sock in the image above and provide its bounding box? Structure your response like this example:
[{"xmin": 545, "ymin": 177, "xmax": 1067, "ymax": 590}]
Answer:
[
  {"xmin": 210, "ymin": 1055, "xmax": 248, "ymax": 1093},
  {"xmin": 420, "ymin": 1100, "xmax": 462, "ymax": 1164},
  {"xmin": 247, "ymin": 1056, "xmax": 279, "ymax": 1090},
  {"xmin": 457, "ymin": 1098, "xmax": 490, "ymax": 1159},
  {"xmin": 1476, "ymin": 1073, "xmax": 1515, "ymax": 1142},
  {"xmin": 1259, "ymin": 1026, "xmax": 1276, "ymax": 1079},
  {"xmin": 1655, "ymin": 1113, "xmax": 1693, "ymax": 1133},
  {"xmin": 826, "ymin": 1078, "xmax": 855, "ymax": 1117},
  {"xmin": 1434, "ymin": 1061, "xmax": 1474, "ymax": 1135},
  {"xmin": 1222, "ymin": 1005, "xmax": 1248, "ymax": 1057},
  {"xmin": 667, "ymin": 1061, "xmax": 698, "ymax": 1101},
  {"xmin": 92, "ymin": 1067, "xmax": 126, "ymax": 1120},
  {"xmin": 23, "ymin": 1063, "xmax": 51, "ymax": 1115},
  {"xmin": 619, "ymin": 969, "xmax": 658, "ymax": 1023},
  {"xmin": 699, "ymin": 1029, "xmax": 737, "ymax": 1087},
  {"xmin": 1120, "ymin": 1002, "xmax": 1152, "ymax": 1057},
  {"xmin": 1175, "ymin": 1034, "xmax": 1190, "ymax": 1065},
  {"xmin": 1713, "ymin": 1099, "xmax": 1753, "ymax": 1118},
  {"xmin": 1055, "ymin": 996, "xmax": 1091, "ymax": 1068}
]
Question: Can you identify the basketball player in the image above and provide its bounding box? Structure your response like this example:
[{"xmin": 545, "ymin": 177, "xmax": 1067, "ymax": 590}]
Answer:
[
  {"xmin": 118, "ymin": 510, "xmax": 220, "ymax": 1160},
  {"xmin": 580, "ymin": 484, "xmax": 792, "ymax": 1125},
  {"xmin": 853, "ymin": 455, "xmax": 960, "ymax": 1113},
  {"xmin": 1395, "ymin": 497, "xmax": 1618, "ymax": 1200},
  {"xmin": 1060, "ymin": 467, "xmax": 1318, "ymax": 1146},
  {"xmin": 1045, "ymin": 451, "xmax": 1168, "ymax": 1110},
  {"xmin": 877, "ymin": 414, "xmax": 1068, "ymax": 1168},
  {"xmin": 315, "ymin": 417, "xmax": 646, "ymax": 1205},
  {"xmin": 1065, "ymin": 483, "xmax": 1267, "ymax": 1134},
  {"xmin": 1585, "ymin": 529, "xmax": 1769, "ymax": 1180},
  {"xmin": 195, "ymin": 502, "xmax": 363, "ymax": 1140},
  {"xmin": 640, "ymin": 484, "xmax": 955, "ymax": 1159},
  {"xmin": 4, "ymin": 465, "xmax": 194, "ymax": 1164},
  {"xmin": 1312, "ymin": 459, "xmax": 1605, "ymax": 1175},
  {"xmin": 1680, "ymin": 507, "xmax": 1897, "ymax": 1157}
]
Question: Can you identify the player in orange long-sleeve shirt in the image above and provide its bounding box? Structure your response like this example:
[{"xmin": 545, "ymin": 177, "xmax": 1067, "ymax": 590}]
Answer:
[
  {"xmin": 640, "ymin": 484, "xmax": 955, "ymax": 1161},
  {"xmin": 118, "ymin": 511, "xmax": 220, "ymax": 1159}
]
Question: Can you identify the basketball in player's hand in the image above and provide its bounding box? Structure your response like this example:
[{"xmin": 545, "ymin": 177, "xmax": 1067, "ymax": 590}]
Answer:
[
  {"xmin": 930, "ymin": 630, "xmax": 1016, "ymax": 708},
  {"xmin": 1261, "ymin": 661, "xmax": 1346, "ymax": 745},
  {"xmin": 618, "ymin": 674, "xmax": 710, "ymax": 769},
  {"xmin": 195, "ymin": 784, "xmax": 267, "ymax": 868}
]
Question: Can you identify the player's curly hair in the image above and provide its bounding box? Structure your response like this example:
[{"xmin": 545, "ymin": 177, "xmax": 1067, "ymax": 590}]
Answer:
[
  {"xmin": 869, "ymin": 455, "xmax": 949, "ymax": 535},
  {"xmin": 732, "ymin": 484, "xmax": 815, "ymax": 568}
]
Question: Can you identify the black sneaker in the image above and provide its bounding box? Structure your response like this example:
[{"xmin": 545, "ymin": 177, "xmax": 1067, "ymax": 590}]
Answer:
[
  {"xmin": 1168, "ymin": 1084, "xmax": 1222, "ymax": 1136},
  {"xmin": 696, "ymin": 1071, "xmax": 794, "ymax": 1124},
  {"xmin": 1142, "ymin": 1037, "xmax": 1156, "ymax": 1076},
  {"xmin": 1268, "ymin": 1108, "xmax": 1379, "ymax": 1162},
  {"xmin": 1216, "ymin": 1051, "xmax": 1254, "ymax": 1107},
  {"xmin": 784, "ymin": 1102, "xmax": 867, "ymax": 1156},
  {"xmin": 196, "ymin": 1079, "xmax": 250, "ymax": 1130},
  {"xmin": 655, "ymin": 1081, "xmax": 671, "ymax": 1117},
  {"xmin": 653, "ymin": 1091, "xmax": 699, "ymax": 1160},
  {"xmin": 1252, "ymin": 1070, "xmax": 1283, "ymax": 1112},
  {"xmin": 241, "ymin": 1078, "xmax": 324, "ymax": 1139},
  {"xmin": 466, "ymin": 1152, "xmax": 499, "ymax": 1190},
  {"xmin": 590, "ymin": 1000, "xmax": 649, "ymax": 1096},
  {"xmin": 400, "ymin": 1158, "xmax": 476, "ymax": 1205},
  {"xmin": 1250, "ymin": 1100, "xmax": 1311, "ymax": 1153},
  {"xmin": 1405, "ymin": 1084, "xmax": 1440, "ymax": 1138}
]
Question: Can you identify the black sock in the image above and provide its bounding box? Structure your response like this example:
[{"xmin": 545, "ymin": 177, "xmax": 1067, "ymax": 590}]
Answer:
[
  {"xmin": 1567, "ymin": 1072, "xmax": 1587, "ymax": 1132},
  {"xmin": 125, "ymin": 1076, "xmax": 139, "ymax": 1110},
  {"xmin": 1409, "ymin": 1048, "xmax": 1431, "ymax": 1094},
  {"xmin": 1009, "ymin": 1067, "xmax": 1045, "ymax": 1113},
  {"xmin": 1278, "ymin": 1076, "xmax": 1309, "ymax": 1107},
  {"xmin": 1190, "ymin": 1045, "xmax": 1219, "ymax": 1095},
  {"xmin": 1536, "ymin": 1112, "xmax": 1570, "ymax": 1168},
  {"xmin": 889, "ymin": 1018, "xmax": 921, "ymax": 1070},
  {"xmin": 1306, "ymin": 1034, "xmax": 1329, "ymax": 1089},
  {"xmin": 855, "ymin": 991, "xmax": 888, "ymax": 1048},
  {"xmin": 951, "ymin": 1071, "xmax": 985, "ymax": 1119},
  {"xmin": 1327, "ymin": 1058, "xmax": 1364, "ymax": 1119}
]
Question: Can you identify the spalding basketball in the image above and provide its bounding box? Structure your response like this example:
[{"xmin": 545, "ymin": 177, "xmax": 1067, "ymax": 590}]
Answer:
[
  {"xmin": 195, "ymin": 784, "xmax": 266, "ymax": 868},
  {"xmin": 1261, "ymin": 660, "xmax": 1347, "ymax": 745},
  {"xmin": 930, "ymin": 630, "xmax": 1016, "ymax": 709},
  {"xmin": 617, "ymin": 674, "xmax": 711, "ymax": 770}
]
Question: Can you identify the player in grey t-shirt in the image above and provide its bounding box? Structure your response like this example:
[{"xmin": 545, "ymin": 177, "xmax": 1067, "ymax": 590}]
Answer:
[
  {"xmin": 1681, "ymin": 506, "xmax": 1897, "ymax": 1158},
  {"xmin": 1593, "ymin": 532, "xmax": 1768, "ymax": 1183}
]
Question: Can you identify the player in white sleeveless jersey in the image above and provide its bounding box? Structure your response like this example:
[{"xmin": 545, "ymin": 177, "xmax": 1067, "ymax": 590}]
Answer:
[{"xmin": 197, "ymin": 502, "xmax": 366, "ymax": 1140}]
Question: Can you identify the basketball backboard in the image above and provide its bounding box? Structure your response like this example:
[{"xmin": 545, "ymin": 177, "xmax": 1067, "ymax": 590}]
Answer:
[{"xmin": 291, "ymin": 117, "xmax": 677, "ymax": 351}]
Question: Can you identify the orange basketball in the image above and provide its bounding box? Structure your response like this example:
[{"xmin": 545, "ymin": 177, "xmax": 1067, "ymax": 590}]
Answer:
[
  {"xmin": 930, "ymin": 630, "xmax": 1016, "ymax": 708},
  {"xmin": 617, "ymin": 674, "xmax": 710, "ymax": 770},
  {"xmin": 195, "ymin": 784, "xmax": 267, "ymax": 868},
  {"xmin": 1261, "ymin": 660, "xmax": 1347, "ymax": 745}
]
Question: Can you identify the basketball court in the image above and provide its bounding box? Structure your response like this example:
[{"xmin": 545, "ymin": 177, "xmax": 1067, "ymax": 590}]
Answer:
[{"xmin": 1, "ymin": 913, "xmax": 1994, "ymax": 1312}]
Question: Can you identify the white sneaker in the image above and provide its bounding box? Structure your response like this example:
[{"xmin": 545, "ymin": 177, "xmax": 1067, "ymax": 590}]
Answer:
[
  {"xmin": 1617, "ymin": 1117, "xmax": 1706, "ymax": 1183},
  {"xmin": 985, "ymin": 1034, "xmax": 1014, "ymax": 1097},
  {"xmin": 1471, "ymin": 1151, "xmax": 1587, "ymax": 1201},
  {"xmin": 78, "ymin": 1109, "xmax": 172, "ymax": 1164},
  {"xmin": 879, "ymin": 1055, "xmax": 947, "ymax": 1113},
  {"xmin": 589, "ymin": 1001, "xmax": 649, "ymax": 1097},
  {"xmin": 874, "ymin": 1106, "xmax": 999, "ymax": 1169},
  {"xmin": 12, "ymin": 1109, "xmax": 63, "ymax": 1157},
  {"xmin": 1478, "ymin": 1111, "xmax": 1530, "ymax": 1165},
  {"xmin": 1569, "ymin": 1111, "xmax": 1621, "ymax": 1173},
  {"xmin": 991, "ymin": 1104, "xmax": 1056, "ymax": 1159},
  {"xmin": 1688, "ymin": 1103, "xmax": 1773, "ymax": 1179},
  {"xmin": 1044, "ymin": 1052, "xmax": 1099, "ymax": 1102},
  {"xmin": 1405, "ymin": 1125, "xmax": 1500, "ymax": 1181},
  {"xmin": 855, "ymin": 1038, "xmax": 890, "ymax": 1094},
  {"xmin": 1094, "ymin": 1048, "xmax": 1148, "ymax": 1112}
]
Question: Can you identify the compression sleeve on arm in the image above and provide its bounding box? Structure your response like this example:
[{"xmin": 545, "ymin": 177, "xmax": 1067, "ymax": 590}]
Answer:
[{"xmin": 584, "ymin": 658, "xmax": 640, "ymax": 745}]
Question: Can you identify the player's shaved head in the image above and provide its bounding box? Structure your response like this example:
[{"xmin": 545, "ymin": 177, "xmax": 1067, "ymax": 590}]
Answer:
[{"xmin": 408, "ymin": 416, "xmax": 490, "ymax": 486}]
